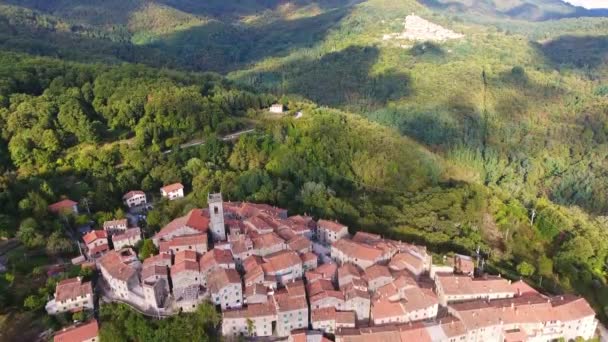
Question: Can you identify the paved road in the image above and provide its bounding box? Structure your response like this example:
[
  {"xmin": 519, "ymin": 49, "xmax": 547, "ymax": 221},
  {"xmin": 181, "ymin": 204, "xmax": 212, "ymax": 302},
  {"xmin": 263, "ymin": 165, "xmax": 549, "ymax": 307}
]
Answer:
[{"xmin": 163, "ymin": 128, "xmax": 255, "ymax": 154}]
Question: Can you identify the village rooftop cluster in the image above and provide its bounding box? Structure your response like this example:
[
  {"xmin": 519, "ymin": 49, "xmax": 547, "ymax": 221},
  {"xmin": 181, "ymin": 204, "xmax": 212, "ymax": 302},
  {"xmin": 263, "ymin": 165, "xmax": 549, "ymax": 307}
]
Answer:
[{"xmin": 45, "ymin": 185, "xmax": 598, "ymax": 342}]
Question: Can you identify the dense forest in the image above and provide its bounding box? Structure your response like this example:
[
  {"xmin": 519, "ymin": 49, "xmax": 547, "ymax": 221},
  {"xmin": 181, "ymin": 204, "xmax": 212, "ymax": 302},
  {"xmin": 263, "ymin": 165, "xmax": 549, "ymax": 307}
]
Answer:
[{"xmin": 0, "ymin": 0, "xmax": 608, "ymax": 340}]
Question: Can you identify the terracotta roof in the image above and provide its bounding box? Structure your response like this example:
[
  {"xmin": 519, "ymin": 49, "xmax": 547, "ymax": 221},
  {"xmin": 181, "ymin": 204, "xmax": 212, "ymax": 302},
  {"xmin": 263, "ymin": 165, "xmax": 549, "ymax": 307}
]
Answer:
[
  {"xmin": 111, "ymin": 227, "xmax": 141, "ymax": 242},
  {"xmin": 314, "ymin": 263, "xmax": 338, "ymax": 279},
  {"xmin": 312, "ymin": 307, "xmax": 337, "ymax": 322},
  {"xmin": 436, "ymin": 274, "xmax": 516, "ymax": 296},
  {"xmin": 388, "ymin": 252, "xmax": 425, "ymax": 272},
  {"xmin": 287, "ymin": 215, "xmax": 315, "ymax": 227},
  {"xmin": 159, "ymin": 233, "xmax": 207, "ymax": 253},
  {"xmin": 230, "ymin": 238, "xmax": 252, "ymax": 255},
  {"xmin": 447, "ymin": 294, "xmax": 595, "ymax": 331},
  {"xmin": 122, "ymin": 190, "xmax": 145, "ymax": 200},
  {"xmin": 371, "ymin": 298, "xmax": 406, "ymax": 320},
  {"xmin": 99, "ymin": 251, "xmax": 136, "ymax": 282},
  {"xmin": 55, "ymin": 277, "xmax": 93, "ymax": 302},
  {"xmin": 161, "ymin": 182, "xmax": 183, "ymax": 193},
  {"xmin": 454, "ymin": 254, "xmax": 474, "ymax": 274},
  {"xmin": 333, "ymin": 239, "xmax": 383, "ymax": 262},
  {"xmin": 286, "ymin": 280, "xmax": 306, "ymax": 297},
  {"xmin": 83, "ymin": 230, "xmax": 107, "ymax": 245},
  {"xmin": 54, "ymin": 320, "xmax": 98, "ymax": 342},
  {"xmin": 142, "ymin": 253, "xmax": 172, "ymax": 268},
  {"xmin": 287, "ymin": 236, "xmax": 311, "ymax": 252},
  {"xmin": 336, "ymin": 310, "xmax": 356, "ymax": 325},
  {"xmin": 308, "ymin": 279, "xmax": 335, "ymax": 297},
  {"xmin": 243, "ymin": 255, "xmax": 263, "ymax": 273},
  {"xmin": 317, "ymin": 219, "xmax": 348, "ymax": 233},
  {"xmin": 402, "ymin": 287, "xmax": 438, "ymax": 312},
  {"xmin": 253, "ymin": 232, "xmax": 285, "ymax": 250},
  {"xmin": 174, "ymin": 250, "xmax": 198, "ymax": 264},
  {"xmin": 223, "ymin": 301, "xmax": 276, "ymax": 319},
  {"xmin": 511, "ymin": 280, "xmax": 539, "ymax": 297},
  {"xmin": 310, "ymin": 290, "xmax": 345, "ymax": 304},
  {"xmin": 171, "ymin": 260, "xmax": 199, "ymax": 275},
  {"xmin": 48, "ymin": 199, "xmax": 77, "ymax": 213},
  {"xmin": 339, "ymin": 263, "xmax": 362, "ymax": 279},
  {"xmin": 301, "ymin": 252, "xmax": 317, "ymax": 263},
  {"xmin": 88, "ymin": 243, "xmax": 110, "ymax": 256},
  {"xmin": 154, "ymin": 209, "xmax": 209, "ymax": 240},
  {"xmin": 364, "ymin": 264, "xmax": 392, "ymax": 281},
  {"xmin": 337, "ymin": 322, "xmax": 432, "ymax": 342},
  {"xmin": 274, "ymin": 291, "xmax": 308, "ymax": 312},
  {"xmin": 208, "ymin": 268, "xmax": 241, "ymax": 293},
  {"xmin": 312, "ymin": 307, "xmax": 354, "ymax": 324},
  {"xmin": 103, "ymin": 219, "xmax": 127, "ymax": 229},
  {"xmin": 277, "ymin": 228, "xmax": 297, "ymax": 241},
  {"xmin": 261, "ymin": 250, "xmax": 301, "ymax": 274},
  {"xmin": 141, "ymin": 265, "xmax": 168, "ymax": 281},
  {"xmin": 199, "ymin": 248, "xmax": 234, "ymax": 273},
  {"xmin": 244, "ymin": 265, "xmax": 264, "ymax": 284},
  {"xmin": 352, "ymin": 231, "xmax": 382, "ymax": 244},
  {"xmin": 245, "ymin": 283, "xmax": 268, "ymax": 297}
]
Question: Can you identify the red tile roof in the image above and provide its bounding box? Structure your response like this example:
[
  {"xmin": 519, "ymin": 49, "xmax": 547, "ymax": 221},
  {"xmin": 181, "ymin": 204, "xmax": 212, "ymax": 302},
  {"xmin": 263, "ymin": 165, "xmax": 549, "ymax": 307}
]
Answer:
[
  {"xmin": 103, "ymin": 219, "xmax": 127, "ymax": 230},
  {"xmin": 253, "ymin": 232, "xmax": 285, "ymax": 250},
  {"xmin": 371, "ymin": 298, "xmax": 405, "ymax": 320},
  {"xmin": 48, "ymin": 199, "xmax": 77, "ymax": 213},
  {"xmin": 154, "ymin": 209, "xmax": 209, "ymax": 240},
  {"xmin": 54, "ymin": 320, "xmax": 98, "ymax": 342},
  {"xmin": 55, "ymin": 277, "xmax": 93, "ymax": 302},
  {"xmin": 174, "ymin": 250, "xmax": 198, "ymax": 264},
  {"xmin": 83, "ymin": 230, "xmax": 107, "ymax": 245},
  {"xmin": 261, "ymin": 250, "xmax": 301, "ymax": 274},
  {"xmin": 199, "ymin": 248, "xmax": 234, "ymax": 273},
  {"xmin": 159, "ymin": 233, "xmax": 207, "ymax": 253},
  {"xmin": 436, "ymin": 274, "xmax": 516, "ymax": 296},
  {"xmin": 274, "ymin": 291, "xmax": 308, "ymax": 312},
  {"xmin": 171, "ymin": 260, "xmax": 200, "ymax": 275},
  {"xmin": 161, "ymin": 182, "xmax": 183, "ymax": 193},
  {"xmin": 333, "ymin": 239, "xmax": 383, "ymax": 262},
  {"xmin": 99, "ymin": 250, "xmax": 137, "ymax": 282},
  {"xmin": 112, "ymin": 227, "xmax": 141, "ymax": 242},
  {"xmin": 364, "ymin": 265, "xmax": 392, "ymax": 282},
  {"xmin": 208, "ymin": 268, "xmax": 241, "ymax": 292},
  {"xmin": 352, "ymin": 231, "xmax": 382, "ymax": 244},
  {"xmin": 223, "ymin": 301, "xmax": 277, "ymax": 319},
  {"xmin": 317, "ymin": 219, "xmax": 348, "ymax": 233},
  {"xmin": 141, "ymin": 265, "xmax": 168, "ymax": 281},
  {"xmin": 122, "ymin": 190, "xmax": 145, "ymax": 200},
  {"xmin": 142, "ymin": 253, "xmax": 172, "ymax": 268}
]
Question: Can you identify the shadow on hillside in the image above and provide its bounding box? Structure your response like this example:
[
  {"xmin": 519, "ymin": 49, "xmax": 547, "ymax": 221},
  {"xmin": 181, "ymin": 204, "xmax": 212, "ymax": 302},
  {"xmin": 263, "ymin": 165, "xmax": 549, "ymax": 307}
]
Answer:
[
  {"xmin": 537, "ymin": 35, "xmax": 608, "ymax": 70},
  {"xmin": 0, "ymin": 3, "xmax": 352, "ymax": 74},
  {"xmin": 236, "ymin": 46, "xmax": 411, "ymax": 110},
  {"xmin": 158, "ymin": 0, "xmax": 357, "ymax": 19},
  {"xmin": 151, "ymin": 7, "xmax": 351, "ymax": 72}
]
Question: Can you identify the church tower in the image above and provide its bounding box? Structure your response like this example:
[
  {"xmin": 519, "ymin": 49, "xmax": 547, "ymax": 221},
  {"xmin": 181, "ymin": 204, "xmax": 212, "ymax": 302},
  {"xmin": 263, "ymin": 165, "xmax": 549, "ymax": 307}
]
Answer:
[{"xmin": 208, "ymin": 193, "xmax": 226, "ymax": 241}]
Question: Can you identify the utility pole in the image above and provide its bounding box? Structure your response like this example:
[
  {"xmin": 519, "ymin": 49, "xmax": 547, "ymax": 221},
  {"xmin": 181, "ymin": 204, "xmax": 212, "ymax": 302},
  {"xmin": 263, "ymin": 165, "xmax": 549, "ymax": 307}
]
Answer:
[{"xmin": 530, "ymin": 208, "xmax": 536, "ymax": 226}]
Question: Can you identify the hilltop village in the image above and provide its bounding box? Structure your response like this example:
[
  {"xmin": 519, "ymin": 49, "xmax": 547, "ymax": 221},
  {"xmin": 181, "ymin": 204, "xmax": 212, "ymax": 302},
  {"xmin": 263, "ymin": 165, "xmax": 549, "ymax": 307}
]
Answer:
[{"xmin": 46, "ymin": 186, "xmax": 598, "ymax": 342}]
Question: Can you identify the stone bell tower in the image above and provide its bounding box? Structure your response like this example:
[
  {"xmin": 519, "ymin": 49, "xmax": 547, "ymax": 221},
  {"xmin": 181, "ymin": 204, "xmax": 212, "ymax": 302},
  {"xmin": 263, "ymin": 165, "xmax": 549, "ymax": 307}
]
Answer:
[{"xmin": 208, "ymin": 193, "xmax": 226, "ymax": 241}]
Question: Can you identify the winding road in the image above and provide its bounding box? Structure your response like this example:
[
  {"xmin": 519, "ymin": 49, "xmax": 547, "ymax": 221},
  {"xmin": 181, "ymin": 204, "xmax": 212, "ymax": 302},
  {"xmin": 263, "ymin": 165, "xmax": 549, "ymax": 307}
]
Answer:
[{"xmin": 162, "ymin": 128, "xmax": 255, "ymax": 154}]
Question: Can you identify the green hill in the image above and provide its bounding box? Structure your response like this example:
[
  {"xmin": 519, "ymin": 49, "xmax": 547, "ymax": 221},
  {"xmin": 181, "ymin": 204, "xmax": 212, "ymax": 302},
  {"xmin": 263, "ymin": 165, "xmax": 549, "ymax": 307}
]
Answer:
[{"xmin": 1, "ymin": 0, "xmax": 608, "ymax": 333}]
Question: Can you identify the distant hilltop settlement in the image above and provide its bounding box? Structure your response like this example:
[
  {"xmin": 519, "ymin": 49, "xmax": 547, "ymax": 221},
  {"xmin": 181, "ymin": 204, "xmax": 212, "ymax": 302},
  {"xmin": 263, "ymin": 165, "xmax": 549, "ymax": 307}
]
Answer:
[
  {"xmin": 383, "ymin": 14, "xmax": 464, "ymax": 43},
  {"xmin": 46, "ymin": 189, "xmax": 598, "ymax": 342}
]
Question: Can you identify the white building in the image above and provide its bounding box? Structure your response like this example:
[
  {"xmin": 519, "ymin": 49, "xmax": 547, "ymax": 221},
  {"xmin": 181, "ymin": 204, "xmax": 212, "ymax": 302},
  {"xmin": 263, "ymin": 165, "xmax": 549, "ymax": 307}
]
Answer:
[
  {"xmin": 261, "ymin": 250, "xmax": 303, "ymax": 286},
  {"xmin": 123, "ymin": 190, "xmax": 147, "ymax": 208},
  {"xmin": 46, "ymin": 277, "xmax": 94, "ymax": 314},
  {"xmin": 160, "ymin": 183, "xmax": 184, "ymax": 200},
  {"xmin": 222, "ymin": 301, "xmax": 277, "ymax": 337},
  {"xmin": 311, "ymin": 307, "xmax": 356, "ymax": 334},
  {"xmin": 330, "ymin": 238, "xmax": 385, "ymax": 270},
  {"xmin": 103, "ymin": 218, "xmax": 128, "ymax": 234},
  {"xmin": 208, "ymin": 268, "xmax": 243, "ymax": 310},
  {"xmin": 317, "ymin": 220, "xmax": 349, "ymax": 245},
  {"xmin": 434, "ymin": 274, "xmax": 516, "ymax": 306},
  {"xmin": 98, "ymin": 251, "xmax": 139, "ymax": 300},
  {"xmin": 269, "ymin": 103, "xmax": 285, "ymax": 113},
  {"xmin": 274, "ymin": 287, "xmax": 309, "ymax": 337},
  {"xmin": 111, "ymin": 227, "xmax": 142, "ymax": 250}
]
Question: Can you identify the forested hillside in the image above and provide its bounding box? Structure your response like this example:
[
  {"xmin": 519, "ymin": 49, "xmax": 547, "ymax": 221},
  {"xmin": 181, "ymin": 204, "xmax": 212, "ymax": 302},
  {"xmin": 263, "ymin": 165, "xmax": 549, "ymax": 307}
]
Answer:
[{"xmin": 1, "ymin": 0, "xmax": 608, "ymax": 339}]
